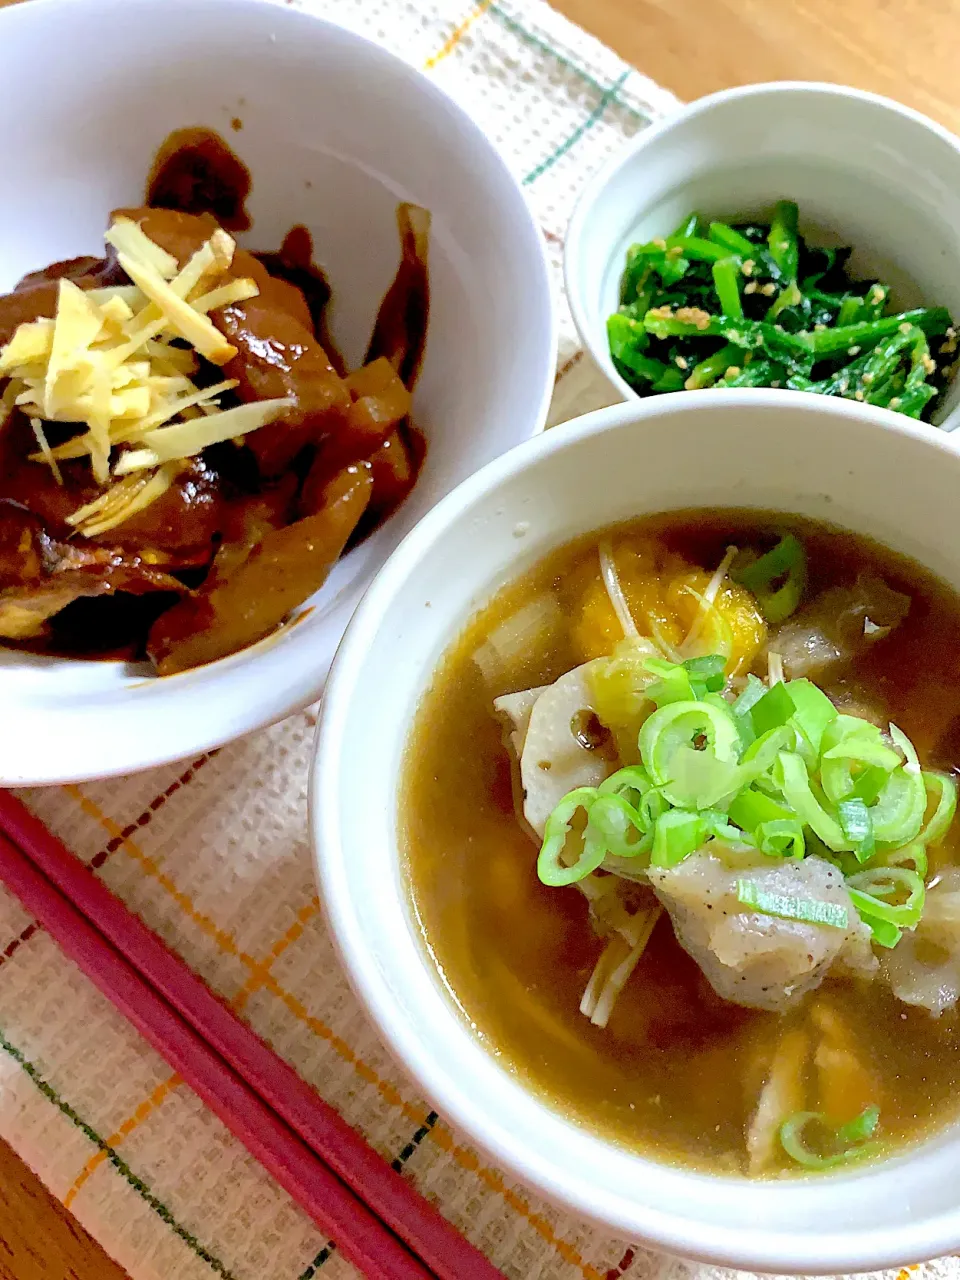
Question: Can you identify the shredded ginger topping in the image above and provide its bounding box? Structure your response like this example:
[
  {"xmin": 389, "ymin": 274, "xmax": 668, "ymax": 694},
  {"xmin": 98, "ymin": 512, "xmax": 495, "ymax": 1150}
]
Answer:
[{"xmin": 0, "ymin": 218, "xmax": 293, "ymax": 536}]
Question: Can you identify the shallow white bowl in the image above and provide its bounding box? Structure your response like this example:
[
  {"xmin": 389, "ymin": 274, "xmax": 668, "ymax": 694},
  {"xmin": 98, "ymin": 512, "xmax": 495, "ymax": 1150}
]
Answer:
[
  {"xmin": 0, "ymin": 0, "xmax": 555, "ymax": 785},
  {"xmin": 565, "ymin": 82, "xmax": 960, "ymax": 427},
  {"xmin": 314, "ymin": 391, "xmax": 960, "ymax": 1273}
]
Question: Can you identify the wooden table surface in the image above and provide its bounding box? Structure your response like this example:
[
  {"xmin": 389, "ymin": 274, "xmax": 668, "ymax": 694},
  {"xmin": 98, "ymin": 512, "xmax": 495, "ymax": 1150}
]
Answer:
[{"xmin": 0, "ymin": 0, "xmax": 956, "ymax": 1274}]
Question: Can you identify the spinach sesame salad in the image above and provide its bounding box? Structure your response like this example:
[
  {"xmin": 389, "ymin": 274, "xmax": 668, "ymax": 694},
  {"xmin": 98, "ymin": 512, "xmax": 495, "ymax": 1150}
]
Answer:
[{"xmin": 608, "ymin": 200, "xmax": 959, "ymax": 421}]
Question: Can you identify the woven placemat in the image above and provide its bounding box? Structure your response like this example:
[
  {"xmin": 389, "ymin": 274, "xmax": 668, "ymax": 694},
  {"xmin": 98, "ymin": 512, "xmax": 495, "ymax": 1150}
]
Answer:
[{"xmin": 2, "ymin": 2, "xmax": 950, "ymax": 1278}]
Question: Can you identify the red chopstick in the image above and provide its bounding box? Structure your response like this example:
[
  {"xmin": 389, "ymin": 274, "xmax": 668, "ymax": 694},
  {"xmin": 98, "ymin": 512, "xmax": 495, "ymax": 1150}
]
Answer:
[
  {"xmin": 0, "ymin": 827, "xmax": 424, "ymax": 1280},
  {"xmin": 0, "ymin": 793, "xmax": 503, "ymax": 1280}
]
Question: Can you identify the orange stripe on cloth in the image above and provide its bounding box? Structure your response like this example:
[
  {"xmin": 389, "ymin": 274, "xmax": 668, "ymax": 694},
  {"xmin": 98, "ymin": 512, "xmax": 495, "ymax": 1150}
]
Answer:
[
  {"xmin": 68, "ymin": 786, "xmax": 605, "ymax": 1280},
  {"xmin": 423, "ymin": 0, "xmax": 494, "ymax": 70},
  {"xmin": 65, "ymin": 785, "xmax": 259, "ymax": 967},
  {"xmin": 61, "ymin": 902, "xmax": 320, "ymax": 1205},
  {"xmin": 64, "ymin": 1072, "xmax": 182, "ymax": 1209},
  {"xmin": 231, "ymin": 897, "xmax": 322, "ymax": 1013}
]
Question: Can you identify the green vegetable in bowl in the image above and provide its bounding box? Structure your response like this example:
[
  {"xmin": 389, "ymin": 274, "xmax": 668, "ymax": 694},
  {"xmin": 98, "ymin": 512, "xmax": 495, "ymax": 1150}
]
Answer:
[
  {"xmin": 536, "ymin": 643, "xmax": 957, "ymax": 957},
  {"xmin": 608, "ymin": 201, "xmax": 958, "ymax": 422}
]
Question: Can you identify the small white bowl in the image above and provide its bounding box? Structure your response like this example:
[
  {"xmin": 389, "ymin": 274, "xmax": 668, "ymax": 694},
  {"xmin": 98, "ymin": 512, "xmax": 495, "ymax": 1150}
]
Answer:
[
  {"xmin": 565, "ymin": 82, "xmax": 960, "ymax": 427},
  {"xmin": 0, "ymin": 0, "xmax": 555, "ymax": 785},
  {"xmin": 314, "ymin": 390, "xmax": 960, "ymax": 1274}
]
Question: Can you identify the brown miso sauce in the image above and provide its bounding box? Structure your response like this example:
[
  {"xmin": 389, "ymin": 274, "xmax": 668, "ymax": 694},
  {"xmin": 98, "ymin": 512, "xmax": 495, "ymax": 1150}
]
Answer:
[
  {"xmin": 401, "ymin": 509, "xmax": 960, "ymax": 1176},
  {"xmin": 365, "ymin": 204, "xmax": 430, "ymax": 390},
  {"xmin": 146, "ymin": 126, "xmax": 252, "ymax": 232},
  {"xmin": 255, "ymin": 226, "xmax": 343, "ymax": 376}
]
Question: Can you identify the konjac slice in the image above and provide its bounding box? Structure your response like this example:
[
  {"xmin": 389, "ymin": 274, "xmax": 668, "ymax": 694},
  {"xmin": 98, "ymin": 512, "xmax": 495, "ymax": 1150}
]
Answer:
[
  {"xmin": 147, "ymin": 464, "xmax": 372, "ymax": 674},
  {"xmin": 297, "ymin": 359, "xmax": 411, "ymax": 517}
]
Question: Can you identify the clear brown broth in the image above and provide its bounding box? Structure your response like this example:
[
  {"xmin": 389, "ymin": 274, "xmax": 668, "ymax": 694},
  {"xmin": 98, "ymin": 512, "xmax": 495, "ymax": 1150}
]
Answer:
[{"xmin": 400, "ymin": 510, "xmax": 960, "ymax": 1175}]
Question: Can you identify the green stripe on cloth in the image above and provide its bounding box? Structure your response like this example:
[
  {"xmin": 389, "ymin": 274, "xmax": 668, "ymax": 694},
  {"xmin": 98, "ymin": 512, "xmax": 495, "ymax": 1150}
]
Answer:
[
  {"xmin": 524, "ymin": 70, "xmax": 632, "ymax": 185},
  {"xmin": 0, "ymin": 1026, "xmax": 235, "ymax": 1279},
  {"xmin": 489, "ymin": 4, "xmax": 649, "ymax": 123}
]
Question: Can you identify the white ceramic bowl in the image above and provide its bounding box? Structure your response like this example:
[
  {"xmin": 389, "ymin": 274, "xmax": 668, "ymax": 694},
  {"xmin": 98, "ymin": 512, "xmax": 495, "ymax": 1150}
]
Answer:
[
  {"xmin": 0, "ymin": 0, "xmax": 555, "ymax": 785},
  {"xmin": 314, "ymin": 390, "xmax": 960, "ymax": 1273},
  {"xmin": 565, "ymin": 82, "xmax": 960, "ymax": 428}
]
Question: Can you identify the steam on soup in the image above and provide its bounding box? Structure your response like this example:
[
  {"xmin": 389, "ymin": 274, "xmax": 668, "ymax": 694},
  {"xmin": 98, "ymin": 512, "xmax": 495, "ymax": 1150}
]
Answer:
[{"xmin": 401, "ymin": 511, "xmax": 960, "ymax": 1176}]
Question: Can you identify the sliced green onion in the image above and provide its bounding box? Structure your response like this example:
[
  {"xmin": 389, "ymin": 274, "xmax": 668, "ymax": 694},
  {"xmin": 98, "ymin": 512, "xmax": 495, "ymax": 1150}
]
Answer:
[
  {"xmin": 837, "ymin": 797, "xmax": 875, "ymax": 861},
  {"xmin": 755, "ymin": 818, "xmax": 805, "ymax": 859},
  {"xmin": 736, "ymin": 879, "xmax": 848, "ymax": 927},
  {"xmin": 851, "ymin": 764, "xmax": 891, "ymax": 807},
  {"xmin": 847, "ymin": 866, "xmax": 925, "ymax": 928},
  {"xmin": 537, "ymin": 788, "xmax": 605, "ymax": 886},
  {"xmin": 820, "ymin": 718, "xmax": 901, "ymax": 804},
  {"xmin": 777, "ymin": 751, "xmax": 847, "ymax": 850},
  {"xmin": 682, "ymin": 653, "xmax": 727, "ymax": 696},
  {"xmin": 740, "ymin": 725, "xmax": 793, "ymax": 777},
  {"xmin": 860, "ymin": 913, "xmax": 902, "ymax": 949},
  {"xmin": 728, "ymin": 785, "xmax": 795, "ymax": 831},
  {"xmin": 650, "ymin": 809, "xmax": 707, "ymax": 868},
  {"xmin": 890, "ymin": 723, "xmax": 921, "ymax": 774},
  {"xmin": 820, "ymin": 714, "xmax": 885, "ymax": 751},
  {"xmin": 786, "ymin": 679, "xmax": 838, "ymax": 753},
  {"xmin": 919, "ymin": 771, "xmax": 958, "ymax": 846},
  {"xmin": 869, "ymin": 841, "xmax": 927, "ymax": 880},
  {"xmin": 817, "ymin": 716, "xmax": 867, "ymax": 754},
  {"xmin": 587, "ymin": 794, "xmax": 651, "ymax": 859},
  {"xmin": 598, "ymin": 765, "xmax": 653, "ymax": 809},
  {"xmin": 638, "ymin": 787, "xmax": 668, "ymax": 831},
  {"xmin": 732, "ymin": 673, "xmax": 768, "ymax": 747},
  {"xmin": 870, "ymin": 764, "xmax": 926, "ymax": 847},
  {"xmin": 733, "ymin": 675, "xmax": 769, "ymax": 718},
  {"xmin": 638, "ymin": 700, "xmax": 741, "ymax": 791},
  {"xmin": 658, "ymin": 745, "xmax": 743, "ymax": 810},
  {"xmin": 701, "ymin": 807, "xmax": 747, "ymax": 843},
  {"xmin": 712, "ymin": 256, "xmax": 743, "ymax": 318},
  {"xmin": 780, "ymin": 1107, "xmax": 879, "ymax": 1170},
  {"xmin": 644, "ymin": 657, "xmax": 696, "ymax": 707},
  {"xmin": 750, "ymin": 681, "xmax": 794, "ymax": 735},
  {"xmin": 838, "ymin": 1105, "xmax": 881, "ymax": 1144},
  {"xmin": 733, "ymin": 534, "xmax": 807, "ymax": 624},
  {"xmin": 702, "ymin": 691, "xmax": 733, "ymax": 715}
]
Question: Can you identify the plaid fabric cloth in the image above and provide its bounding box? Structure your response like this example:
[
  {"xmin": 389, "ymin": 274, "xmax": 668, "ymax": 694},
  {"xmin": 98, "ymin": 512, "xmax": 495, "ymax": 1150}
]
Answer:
[{"xmin": 1, "ymin": 2, "xmax": 950, "ymax": 1278}]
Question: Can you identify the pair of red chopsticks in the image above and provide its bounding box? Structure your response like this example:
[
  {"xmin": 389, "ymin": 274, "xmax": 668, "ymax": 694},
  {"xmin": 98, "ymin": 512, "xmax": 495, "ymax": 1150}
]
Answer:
[{"xmin": 0, "ymin": 791, "xmax": 502, "ymax": 1280}]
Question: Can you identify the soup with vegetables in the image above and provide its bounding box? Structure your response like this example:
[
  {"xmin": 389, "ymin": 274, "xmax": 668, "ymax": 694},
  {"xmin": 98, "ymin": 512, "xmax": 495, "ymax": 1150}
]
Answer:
[{"xmin": 402, "ymin": 512, "xmax": 960, "ymax": 1176}]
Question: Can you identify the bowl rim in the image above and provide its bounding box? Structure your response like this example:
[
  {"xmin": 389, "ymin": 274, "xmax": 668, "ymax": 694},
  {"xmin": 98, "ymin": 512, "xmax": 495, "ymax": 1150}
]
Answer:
[
  {"xmin": 0, "ymin": 0, "xmax": 558, "ymax": 786},
  {"xmin": 564, "ymin": 79, "xmax": 960, "ymax": 413},
  {"xmin": 312, "ymin": 389, "xmax": 960, "ymax": 1272}
]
